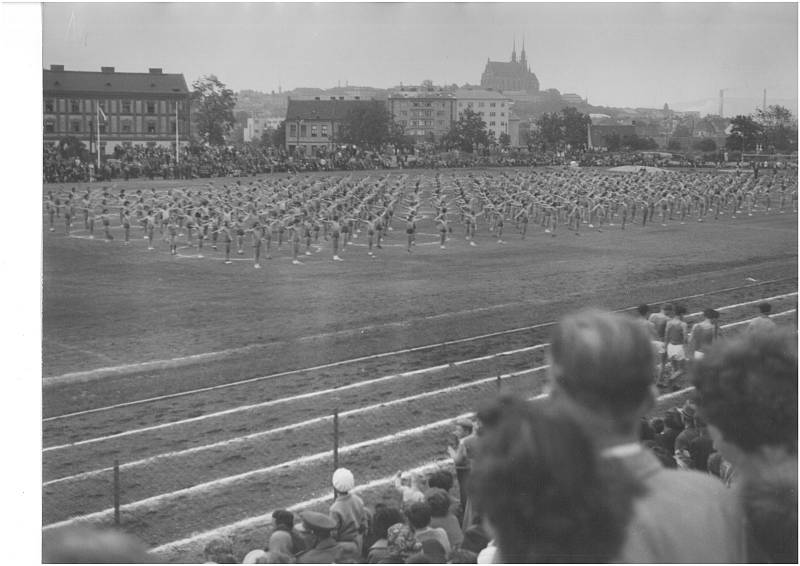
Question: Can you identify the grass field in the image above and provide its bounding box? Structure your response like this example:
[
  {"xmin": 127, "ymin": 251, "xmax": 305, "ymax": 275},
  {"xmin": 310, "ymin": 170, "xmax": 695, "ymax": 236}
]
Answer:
[{"xmin": 42, "ymin": 168, "xmax": 798, "ymax": 562}]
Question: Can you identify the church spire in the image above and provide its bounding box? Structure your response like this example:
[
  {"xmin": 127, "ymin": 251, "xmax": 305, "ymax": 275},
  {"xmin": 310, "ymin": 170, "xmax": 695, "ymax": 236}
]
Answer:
[
  {"xmin": 511, "ymin": 37, "xmax": 517, "ymax": 63},
  {"xmin": 520, "ymin": 34, "xmax": 528, "ymax": 70}
]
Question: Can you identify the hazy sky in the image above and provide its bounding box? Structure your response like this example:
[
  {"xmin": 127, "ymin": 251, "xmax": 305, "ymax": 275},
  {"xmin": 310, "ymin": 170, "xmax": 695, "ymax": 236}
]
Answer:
[{"xmin": 43, "ymin": 2, "xmax": 797, "ymax": 110}]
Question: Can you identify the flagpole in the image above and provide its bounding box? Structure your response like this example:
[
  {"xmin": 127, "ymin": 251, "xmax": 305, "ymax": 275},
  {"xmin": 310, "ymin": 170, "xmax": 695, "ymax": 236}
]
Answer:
[
  {"xmin": 96, "ymin": 100, "xmax": 101, "ymax": 170},
  {"xmin": 175, "ymin": 101, "xmax": 180, "ymax": 165}
]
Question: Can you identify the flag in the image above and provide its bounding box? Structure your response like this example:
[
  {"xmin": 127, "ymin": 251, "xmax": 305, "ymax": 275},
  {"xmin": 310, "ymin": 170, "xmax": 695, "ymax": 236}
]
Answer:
[{"xmin": 97, "ymin": 103, "xmax": 107, "ymax": 122}]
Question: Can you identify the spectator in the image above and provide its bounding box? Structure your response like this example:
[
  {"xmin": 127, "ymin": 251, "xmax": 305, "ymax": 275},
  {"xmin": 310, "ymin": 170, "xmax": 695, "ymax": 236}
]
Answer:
[
  {"xmin": 547, "ymin": 309, "xmax": 745, "ymax": 562},
  {"xmin": 446, "ymin": 548, "xmax": 477, "ymax": 564},
  {"xmin": 425, "ymin": 470, "xmax": 454, "ymax": 494},
  {"xmin": 419, "ymin": 539, "xmax": 448, "ymax": 564},
  {"xmin": 268, "ymin": 509, "xmax": 305, "ymax": 557},
  {"xmin": 42, "ymin": 526, "xmax": 154, "ymax": 563},
  {"xmin": 689, "ymin": 308, "xmax": 720, "ymax": 359},
  {"xmin": 459, "ymin": 524, "xmax": 489, "ymax": 556},
  {"xmin": 394, "ymin": 470, "xmax": 426, "ymax": 508},
  {"xmin": 203, "ymin": 536, "xmax": 237, "ymax": 564},
  {"xmin": 447, "ymin": 418, "xmax": 478, "ymax": 517},
  {"xmin": 377, "ymin": 523, "xmax": 421, "ymax": 563},
  {"xmin": 425, "ymin": 488, "xmax": 463, "ymax": 549},
  {"xmin": 365, "ymin": 505, "xmax": 405, "ymax": 564},
  {"xmin": 746, "ymin": 302, "xmax": 778, "ymax": 334},
  {"xmin": 329, "ymin": 468, "xmax": 369, "ymax": 556},
  {"xmin": 673, "ymin": 400, "xmax": 714, "ymax": 471},
  {"xmin": 406, "ymin": 501, "xmax": 451, "ymax": 556},
  {"xmin": 692, "ymin": 329, "xmax": 797, "ymax": 562},
  {"xmin": 295, "ymin": 511, "xmax": 354, "ymax": 564},
  {"xmin": 656, "ymin": 407, "xmax": 684, "ymax": 454},
  {"xmin": 707, "ymin": 451, "xmax": 736, "ymax": 486},
  {"xmin": 470, "ymin": 395, "xmax": 642, "ymax": 562}
]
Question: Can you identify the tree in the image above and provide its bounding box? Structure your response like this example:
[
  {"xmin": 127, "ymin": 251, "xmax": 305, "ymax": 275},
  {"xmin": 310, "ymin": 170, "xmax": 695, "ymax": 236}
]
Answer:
[
  {"xmin": 192, "ymin": 75, "xmax": 237, "ymax": 145},
  {"xmin": 338, "ymin": 101, "xmax": 397, "ymax": 150},
  {"xmin": 271, "ymin": 120, "xmax": 286, "ymax": 149},
  {"xmin": 692, "ymin": 138, "xmax": 717, "ymax": 152},
  {"xmin": 58, "ymin": 136, "xmax": 86, "ymax": 159},
  {"xmin": 561, "ymin": 107, "xmax": 590, "ymax": 149},
  {"xmin": 499, "ymin": 132, "xmax": 511, "ymax": 148},
  {"xmin": 725, "ymin": 115, "xmax": 762, "ymax": 152},
  {"xmin": 443, "ymin": 108, "xmax": 489, "ymax": 153},
  {"xmin": 605, "ymin": 133, "xmax": 622, "ymax": 152},
  {"xmin": 755, "ymin": 105, "xmax": 797, "ymax": 152},
  {"xmin": 667, "ymin": 139, "xmax": 682, "ymax": 151}
]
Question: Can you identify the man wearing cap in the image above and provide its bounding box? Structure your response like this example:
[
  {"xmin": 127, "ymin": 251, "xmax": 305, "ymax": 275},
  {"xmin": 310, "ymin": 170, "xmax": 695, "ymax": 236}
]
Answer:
[
  {"xmin": 746, "ymin": 302, "xmax": 777, "ymax": 334},
  {"xmin": 329, "ymin": 467, "xmax": 368, "ymax": 556},
  {"xmin": 546, "ymin": 309, "xmax": 744, "ymax": 562},
  {"xmin": 295, "ymin": 511, "xmax": 351, "ymax": 564}
]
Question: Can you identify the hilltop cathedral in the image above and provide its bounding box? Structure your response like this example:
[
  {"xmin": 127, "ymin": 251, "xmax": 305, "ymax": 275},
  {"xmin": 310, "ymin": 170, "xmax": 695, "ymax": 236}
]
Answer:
[{"xmin": 480, "ymin": 40, "xmax": 540, "ymax": 94}]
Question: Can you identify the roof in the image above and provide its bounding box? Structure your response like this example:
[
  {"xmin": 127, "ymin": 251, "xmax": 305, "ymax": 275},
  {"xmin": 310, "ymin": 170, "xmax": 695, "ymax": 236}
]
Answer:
[
  {"xmin": 286, "ymin": 99, "xmax": 380, "ymax": 121},
  {"xmin": 388, "ymin": 90, "xmax": 455, "ymax": 99},
  {"xmin": 43, "ymin": 69, "xmax": 189, "ymax": 95},
  {"xmin": 454, "ymin": 88, "xmax": 511, "ymax": 101},
  {"xmin": 483, "ymin": 61, "xmax": 532, "ymax": 77}
]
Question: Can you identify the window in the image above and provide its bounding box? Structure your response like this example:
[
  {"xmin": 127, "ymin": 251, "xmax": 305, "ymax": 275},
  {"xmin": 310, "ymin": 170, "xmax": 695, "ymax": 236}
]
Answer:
[
  {"xmin": 401, "ymin": 111, "xmax": 407, "ymax": 116},
  {"xmin": 71, "ymin": 120, "xmax": 81, "ymax": 132},
  {"xmin": 437, "ymin": 120, "xmax": 444, "ymax": 127},
  {"xmin": 44, "ymin": 119, "xmax": 55, "ymax": 133},
  {"xmin": 490, "ymin": 102, "xmax": 496, "ymax": 108},
  {"xmin": 478, "ymin": 102, "xmax": 485, "ymax": 107},
  {"xmin": 400, "ymin": 120, "xmax": 407, "ymax": 126},
  {"xmin": 311, "ymin": 126, "xmax": 318, "ymax": 137},
  {"xmin": 121, "ymin": 120, "xmax": 132, "ymax": 133},
  {"xmin": 122, "ymin": 100, "xmax": 131, "ymax": 113},
  {"xmin": 321, "ymin": 125, "xmax": 328, "ymax": 137},
  {"xmin": 300, "ymin": 124, "xmax": 307, "ymax": 137},
  {"xmin": 146, "ymin": 102, "xmax": 156, "ymax": 114},
  {"xmin": 500, "ymin": 103, "xmax": 505, "ymax": 108},
  {"xmin": 70, "ymin": 100, "xmax": 79, "ymax": 113},
  {"xmin": 437, "ymin": 111, "xmax": 444, "ymax": 117},
  {"xmin": 170, "ymin": 120, "xmax": 177, "ymax": 134},
  {"xmin": 98, "ymin": 100, "xmax": 106, "ymax": 112},
  {"xmin": 99, "ymin": 125, "xmax": 106, "ymax": 134},
  {"xmin": 500, "ymin": 112, "xmax": 505, "ymax": 117},
  {"xmin": 424, "ymin": 110, "xmax": 432, "ymax": 117},
  {"xmin": 425, "ymin": 120, "xmax": 433, "ymax": 127},
  {"xmin": 490, "ymin": 121, "xmax": 496, "ymax": 126},
  {"xmin": 146, "ymin": 121, "xmax": 157, "ymax": 134},
  {"xmin": 45, "ymin": 99, "xmax": 54, "ymax": 113},
  {"xmin": 490, "ymin": 112, "xmax": 496, "ymax": 117},
  {"xmin": 289, "ymin": 124, "xmax": 297, "ymax": 136}
]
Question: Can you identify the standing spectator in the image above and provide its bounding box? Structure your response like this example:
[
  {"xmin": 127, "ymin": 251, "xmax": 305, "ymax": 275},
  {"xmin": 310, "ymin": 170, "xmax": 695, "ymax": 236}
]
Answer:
[
  {"xmin": 394, "ymin": 470, "xmax": 426, "ymax": 507},
  {"xmin": 202, "ymin": 536, "xmax": 237, "ymax": 564},
  {"xmin": 447, "ymin": 418, "xmax": 479, "ymax": 518},
  {"xmin": 692, "ymin": 329, "xmax": 797, "ymax": 562},
  {"xmin": 746, "ymin": 302, "xmax": 778, "ymax": 334},
  {"xmin": 378, "ymin": 523, "xmax": 421, "ymax": 564},
  {"xmin": 407, "ymin": 501, "xmax": 451, "ymax": 556},
  {"xmin": 329, "ymin": 468, "xmax": 369, "ymax": 556},
  {"xmin": 546, "ymin": 309, "xmax": 745, "ymax": 562},
  {"xmin": 426, "ymin": 488, "xmax": 463, "ymax": 549}
]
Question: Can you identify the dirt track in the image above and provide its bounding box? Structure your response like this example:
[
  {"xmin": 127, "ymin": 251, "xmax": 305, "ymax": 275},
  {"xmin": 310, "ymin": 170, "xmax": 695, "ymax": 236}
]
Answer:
[{"xmin": 42, "ymin": 169, "xmax": 798, "ymax": 555}]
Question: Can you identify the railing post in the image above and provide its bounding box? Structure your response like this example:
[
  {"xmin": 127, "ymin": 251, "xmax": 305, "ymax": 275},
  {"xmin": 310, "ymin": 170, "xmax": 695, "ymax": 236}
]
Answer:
[
  {"xmin": 496, "ymin": 373, "xmax": 502, "ymax": 392},
  {"xmin": 113, "ymin": 459, "xmax": 121, "ymax": 526},
  {"xmin": 333, "ymin": 408, "xmax": 340, "ymax": 500}
]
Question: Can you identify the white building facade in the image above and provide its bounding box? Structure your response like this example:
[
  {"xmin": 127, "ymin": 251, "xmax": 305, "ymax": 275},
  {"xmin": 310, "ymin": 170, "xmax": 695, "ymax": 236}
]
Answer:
[
  {"xmin": 244, "ymin": 116, "xmax": 285, "ymax": 143},
  {"xmin": 454, "ymin": 89, "xmax": 513, "ymax": 142}
]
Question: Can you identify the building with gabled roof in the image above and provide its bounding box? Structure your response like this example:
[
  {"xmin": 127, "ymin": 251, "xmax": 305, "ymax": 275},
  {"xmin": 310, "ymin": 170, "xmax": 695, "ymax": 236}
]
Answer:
[
  {"xmin": 43, "ymin": 65, "xmax": 191, "ymax": 153},
  {"xmin": 480, "ymin": 40, "xmax": 540, "ymax": 94},
  {"xmin": 284, "ymin": 97, "xmax": 378, "ymax": 154}
]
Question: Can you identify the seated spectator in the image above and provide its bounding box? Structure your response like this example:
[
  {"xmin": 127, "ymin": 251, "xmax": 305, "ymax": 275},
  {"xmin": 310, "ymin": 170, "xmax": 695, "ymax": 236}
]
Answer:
[
  {"xmin": 643, "ymin": 439, "xmax": 677, "ymax": 468},
  {"xmin": 707, "ymin": 452, "xmax": 736, "ymax": 486},
  {"xmin": 377, "ymin": 523, "xmax": 421, "ymax": 563},
  {"xmin": 268, "ymin": 509, "xmax": 305, "ymax": 557},
  {"xmin": 419, "ymin": 539, "xmax": 448, "ymax": 564},
  {"xmin": 656, "ymin": 407, "xmax": 684, "ymax": 454},
  {"xmin": 330, "ymin": 468, "xmax": 369, "ymax": 555},
  {"xmin": 394, "ymin": 470, "xmax": 426, "ymax": 508},
  {"xmin": 459, "ymin": 523, "xmax": 489, "ymax": 556},
  {"xmin": 295, "ymin": 511, "xmax": 355, "ymax": 564},
  {"xmin": 649, "ymin": 416, "xmax": 665, "ymax": 435},
  {"xmin": 546, "ymin": 309, "xmax": 745, "ymax": 562},
  {"xmin": 674, "ymin": 401, "xmax": 714, "ymax": 471},
  {"xmin": 446, "ymin": 548, "xmax": 477, "ymax": 564},
  {"xmin": 692, "ymin": 329, "xmax": 797, "ymax": 562},
  {"xmin": 470, "ymin": 395, "xmax": 643, "ymax": 562},
  {"xmin": 365, "ymin": 505, "xmax": 405, "ymax": 564},
  {"xmin": 425, "ymin": 488, "xmax": 463, "ymax": 550},
  {"xmin": 42, "ymin": 525, "xmax": 153, "ymax": 563},
  {"xmin": 203, "ymin": 536, "xmax": 237, "ymax": 564},
  {"xmin": 425, "ymin": 470, "xmax": 455, "ymax": 496},
  {"xmin": 407, "ymin": 501, "xmax": 451, "ymax": 556}
]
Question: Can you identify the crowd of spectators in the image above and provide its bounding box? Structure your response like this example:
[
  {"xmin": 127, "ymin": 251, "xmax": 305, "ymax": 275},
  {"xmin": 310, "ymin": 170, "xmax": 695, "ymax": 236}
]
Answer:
[{"xmin": 42, "ymin": 305, "xmax": 796, "ymax": 563}]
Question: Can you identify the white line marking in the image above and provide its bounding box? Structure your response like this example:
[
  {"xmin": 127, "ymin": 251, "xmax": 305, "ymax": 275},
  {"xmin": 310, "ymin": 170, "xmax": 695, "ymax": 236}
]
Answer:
[
  {"xmin": 44, "ymin": 277, "xmax": 796, "ymax": 387},
  {"xmin": 43, "ymin": 367, "xmax": 542, "ymax": 486},
  {"xmin": 44, "ymin": 288, "xmax": 797, "ymax": 419}
]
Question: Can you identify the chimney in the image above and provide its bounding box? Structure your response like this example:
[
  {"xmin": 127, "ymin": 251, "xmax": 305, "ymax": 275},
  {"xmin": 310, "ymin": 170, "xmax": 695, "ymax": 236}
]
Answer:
[
  {"xmin": 101, "ymin": 66, "xmax": 115, "ymax": 73},
  {"xmin": 354, "ymin": 96, "xmax": 360, "ymax": 100},
  {"xmin": 50, "ymin": 64, "xmax": 65, "ymax": 72},
  {"xmin": 148, "ymin": 68, "xmax": 163, "ymax": 74}
]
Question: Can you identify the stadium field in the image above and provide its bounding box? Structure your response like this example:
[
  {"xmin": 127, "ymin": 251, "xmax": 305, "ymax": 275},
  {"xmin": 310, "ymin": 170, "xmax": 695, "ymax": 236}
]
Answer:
[{"xmin": 42, "ymin": 169, "xmax": 798, "ymax": 561}]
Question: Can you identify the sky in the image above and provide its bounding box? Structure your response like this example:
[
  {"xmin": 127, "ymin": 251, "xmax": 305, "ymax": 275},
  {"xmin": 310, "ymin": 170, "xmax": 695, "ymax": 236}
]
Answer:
[{"xmin": 39, "ymin": 2, "xmax": 800, "ymax": 113}]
